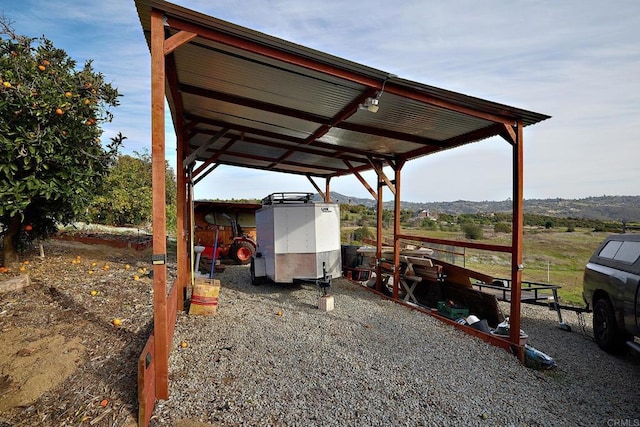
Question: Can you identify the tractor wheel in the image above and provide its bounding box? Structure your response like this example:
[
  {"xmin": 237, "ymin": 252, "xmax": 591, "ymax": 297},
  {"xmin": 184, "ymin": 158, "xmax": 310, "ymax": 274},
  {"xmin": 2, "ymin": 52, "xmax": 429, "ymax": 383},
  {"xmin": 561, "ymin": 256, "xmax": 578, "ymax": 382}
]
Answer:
[{"xmin": 230, "ymin": 241, "xmax": 255, "ymax": 265}]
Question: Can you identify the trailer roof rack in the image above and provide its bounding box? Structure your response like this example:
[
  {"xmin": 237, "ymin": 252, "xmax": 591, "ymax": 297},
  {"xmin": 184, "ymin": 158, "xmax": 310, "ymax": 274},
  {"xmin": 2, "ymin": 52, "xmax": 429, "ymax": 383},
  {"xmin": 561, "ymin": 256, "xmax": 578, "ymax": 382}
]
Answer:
[{"xmin": 261, "ymin": 192, "xmax": 314, "ymax": 205}]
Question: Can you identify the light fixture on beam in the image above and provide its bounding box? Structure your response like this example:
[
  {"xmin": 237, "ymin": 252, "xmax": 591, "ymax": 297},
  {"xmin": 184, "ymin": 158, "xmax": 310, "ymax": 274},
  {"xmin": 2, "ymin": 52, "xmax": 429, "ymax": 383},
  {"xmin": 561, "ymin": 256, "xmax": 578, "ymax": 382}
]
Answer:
[{"xmin": 359, "ymin": 95, "xmax": 380, "ymax": 113}]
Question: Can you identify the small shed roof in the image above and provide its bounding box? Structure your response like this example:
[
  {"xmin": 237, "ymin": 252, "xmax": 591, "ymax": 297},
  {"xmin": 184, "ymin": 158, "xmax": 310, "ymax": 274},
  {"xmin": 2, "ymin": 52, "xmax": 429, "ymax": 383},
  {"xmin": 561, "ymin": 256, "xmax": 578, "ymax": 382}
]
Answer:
[{"xmin": 134, "ymin": 0, "xmax": 550, "ymax": 179}]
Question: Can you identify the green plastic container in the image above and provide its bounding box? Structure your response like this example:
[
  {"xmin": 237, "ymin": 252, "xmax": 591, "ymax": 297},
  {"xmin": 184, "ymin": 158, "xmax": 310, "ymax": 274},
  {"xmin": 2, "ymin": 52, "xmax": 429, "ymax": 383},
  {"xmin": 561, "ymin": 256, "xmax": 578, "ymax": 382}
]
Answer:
[{"xmin": 437, "ymin": 301, "xmax": 469, "ymax": 320}]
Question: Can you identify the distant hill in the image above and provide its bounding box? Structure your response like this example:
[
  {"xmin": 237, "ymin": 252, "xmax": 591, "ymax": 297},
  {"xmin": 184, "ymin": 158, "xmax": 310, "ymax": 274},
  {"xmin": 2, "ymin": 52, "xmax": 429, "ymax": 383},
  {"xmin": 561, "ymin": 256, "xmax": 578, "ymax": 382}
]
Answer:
[{"xmin": 319, "ymin": 193, "xmax": 640, "ymax": 222}]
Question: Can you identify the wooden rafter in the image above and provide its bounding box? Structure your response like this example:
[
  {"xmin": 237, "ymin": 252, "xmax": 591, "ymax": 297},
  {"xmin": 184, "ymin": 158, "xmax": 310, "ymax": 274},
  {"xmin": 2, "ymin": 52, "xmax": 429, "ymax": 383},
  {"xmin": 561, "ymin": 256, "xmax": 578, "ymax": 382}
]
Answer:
[
  {"xmin": 183, "ymin": 127, "xmax": 229, "ymax": 168},
  {"xmin": 185, "ymin": 113, "xmax": 396, "ymax": 162},
  {"xmin": 166, "ymin": 15, "xmax": 518, "ymax": 126},
  {"xmin": 343, "ymin": 160, "xmax": 378, "ymax": 200},
  {"xmin": 164, "ymin": 30, "xmax": 197, "ymax": 55},
  {"xmin": 191, "ymin": 137, "xmax": 237, "ymax": 178},
  {"xmin": 306, "ymin": 175, "xmax": 324, "ymax": 199},
  {"xmin": 368, "ymin": 159, "xmax": 396, "ymax": 196}
]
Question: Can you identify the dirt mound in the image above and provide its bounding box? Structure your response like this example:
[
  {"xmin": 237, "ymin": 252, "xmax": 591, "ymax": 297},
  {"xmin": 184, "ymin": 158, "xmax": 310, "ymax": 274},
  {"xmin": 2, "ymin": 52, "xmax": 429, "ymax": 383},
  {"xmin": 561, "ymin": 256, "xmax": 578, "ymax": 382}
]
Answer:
[{"xmin": 0, "ymin": 327, "xmax": 85, "ymax": 411}]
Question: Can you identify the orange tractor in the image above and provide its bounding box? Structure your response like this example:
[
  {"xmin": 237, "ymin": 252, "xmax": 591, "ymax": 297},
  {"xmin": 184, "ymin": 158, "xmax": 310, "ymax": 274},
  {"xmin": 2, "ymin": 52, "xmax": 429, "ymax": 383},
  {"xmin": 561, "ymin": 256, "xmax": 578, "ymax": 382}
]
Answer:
[{"xmin": 193, "ymin": 201, "xmax": 259, "ymax": 266}]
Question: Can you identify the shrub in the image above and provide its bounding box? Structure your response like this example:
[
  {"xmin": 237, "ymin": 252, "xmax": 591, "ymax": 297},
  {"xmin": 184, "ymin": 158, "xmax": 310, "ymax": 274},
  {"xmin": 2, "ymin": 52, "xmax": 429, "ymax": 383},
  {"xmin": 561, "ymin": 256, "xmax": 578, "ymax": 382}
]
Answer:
[
  {"xmin": 352, "ymin": 226, "xmax": 374, "ymax": 243},
  {"xmin": 420, "ymin": 218, "xmax": 438, "ymax": 230},
  {"xmin": 462, "ymin": 223, "xmax": 484, "ymax": 240},
  {"xmin": 494, "ymin": 222, "xmax": 512, "ymax": 233}
]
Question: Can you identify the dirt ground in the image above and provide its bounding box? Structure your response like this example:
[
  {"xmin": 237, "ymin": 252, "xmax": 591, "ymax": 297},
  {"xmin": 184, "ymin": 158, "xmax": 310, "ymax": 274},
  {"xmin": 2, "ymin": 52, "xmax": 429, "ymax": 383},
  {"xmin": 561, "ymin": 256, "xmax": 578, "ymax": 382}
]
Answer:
[{"xmin": 0, "ymin": 236, "xmax": 172, "ymax": 426}]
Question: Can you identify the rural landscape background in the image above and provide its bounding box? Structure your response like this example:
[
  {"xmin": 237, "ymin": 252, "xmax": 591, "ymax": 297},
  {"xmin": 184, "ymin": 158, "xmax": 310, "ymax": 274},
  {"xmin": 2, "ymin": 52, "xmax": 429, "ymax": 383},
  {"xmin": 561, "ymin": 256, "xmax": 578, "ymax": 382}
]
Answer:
[{"xmin": 310, "ymin": 193, "xmax": 640, "ymax": 307}]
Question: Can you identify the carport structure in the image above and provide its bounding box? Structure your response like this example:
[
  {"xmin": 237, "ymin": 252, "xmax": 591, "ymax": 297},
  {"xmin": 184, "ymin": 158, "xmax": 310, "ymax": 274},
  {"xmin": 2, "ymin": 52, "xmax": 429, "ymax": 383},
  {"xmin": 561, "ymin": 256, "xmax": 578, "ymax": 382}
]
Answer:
[{"xmin": 134, "ymin": 0, "xmax": 550, "ymax": 424}]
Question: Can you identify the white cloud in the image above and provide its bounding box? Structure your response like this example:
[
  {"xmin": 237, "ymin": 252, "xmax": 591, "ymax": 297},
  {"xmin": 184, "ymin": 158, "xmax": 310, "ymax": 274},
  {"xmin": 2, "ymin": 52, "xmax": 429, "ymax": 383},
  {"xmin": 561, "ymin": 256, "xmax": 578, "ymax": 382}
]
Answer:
[{"xmin": 4, "ymin": 0, "xmax": 640, "ymax": 201}]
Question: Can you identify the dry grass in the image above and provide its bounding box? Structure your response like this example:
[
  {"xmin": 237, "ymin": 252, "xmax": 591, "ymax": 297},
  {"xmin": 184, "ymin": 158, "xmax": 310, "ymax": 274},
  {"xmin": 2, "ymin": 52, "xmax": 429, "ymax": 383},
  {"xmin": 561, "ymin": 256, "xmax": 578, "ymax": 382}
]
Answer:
[{"xmin": 383, "ymin": 226, "xmax": 612, "ymax": 307}]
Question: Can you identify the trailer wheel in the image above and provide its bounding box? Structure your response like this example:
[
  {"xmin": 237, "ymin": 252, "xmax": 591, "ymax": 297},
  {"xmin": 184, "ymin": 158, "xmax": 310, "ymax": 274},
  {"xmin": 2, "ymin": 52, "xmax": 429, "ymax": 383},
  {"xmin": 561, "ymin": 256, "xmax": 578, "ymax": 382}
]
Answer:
[
  {"xmin": 250, "ymin": 258, "xmax": 265, "ymax": 286},
  {"xmin": 231, "ymin": 241, "xmax": 255, "ymax": 265},
  {"xmin": 593, "ymin": 298, "xmax": 627, "ymax": 353}
]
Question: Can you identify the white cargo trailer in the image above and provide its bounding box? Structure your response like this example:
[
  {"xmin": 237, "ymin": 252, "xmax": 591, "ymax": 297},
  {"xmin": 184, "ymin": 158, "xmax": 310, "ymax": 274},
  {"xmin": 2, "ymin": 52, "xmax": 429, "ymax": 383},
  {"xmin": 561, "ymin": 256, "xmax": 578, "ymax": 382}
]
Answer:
[{"xmin": 250, "ymin": 193, "xmax": 341, "ymax": 288}]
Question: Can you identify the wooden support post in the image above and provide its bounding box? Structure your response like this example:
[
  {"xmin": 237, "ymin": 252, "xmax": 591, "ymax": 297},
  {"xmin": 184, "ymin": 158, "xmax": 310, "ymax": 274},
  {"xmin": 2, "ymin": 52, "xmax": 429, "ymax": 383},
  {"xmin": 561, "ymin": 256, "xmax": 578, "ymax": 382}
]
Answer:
[
  {"xmin": 510, "ymin": 120, "xmax": 524, "ymax": 358},
  {"xmin": 176, "ymin": 153, "xmax": 187, "ymax": 311},
  {"xmin": 375, "ymin": 162, "xmax": 384, "ymax": 293},
  {"xmin": 392, "ymin": 162, "xmax": 404, "ymax": 300},
  {"xmin": 150, "ymin": 9, "xmax": 169, "ymax": 400},
  {"xmin": 325, "ymin": 177, "xmax": 331, "ymax": 203}
]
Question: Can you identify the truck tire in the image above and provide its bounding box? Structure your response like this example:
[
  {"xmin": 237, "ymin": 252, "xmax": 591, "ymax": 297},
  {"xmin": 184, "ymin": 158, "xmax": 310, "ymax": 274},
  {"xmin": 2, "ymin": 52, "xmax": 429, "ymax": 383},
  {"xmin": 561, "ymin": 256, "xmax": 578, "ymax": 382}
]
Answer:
[
  {"xmin": 593, "ymin": 298, "xmax": 627, "ymax": 353},
  {"xmin": 230, "ymin": 241, "xmax": 255, "ymax": 265}
]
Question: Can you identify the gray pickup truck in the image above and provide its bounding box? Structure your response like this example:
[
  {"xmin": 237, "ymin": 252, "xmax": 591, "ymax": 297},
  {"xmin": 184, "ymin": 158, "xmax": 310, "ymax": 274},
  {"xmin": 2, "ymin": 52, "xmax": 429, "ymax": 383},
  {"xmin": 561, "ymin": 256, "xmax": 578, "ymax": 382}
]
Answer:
[{"xmin": 582, "ymin": 234, "xmax": 640, "ymax": 353}]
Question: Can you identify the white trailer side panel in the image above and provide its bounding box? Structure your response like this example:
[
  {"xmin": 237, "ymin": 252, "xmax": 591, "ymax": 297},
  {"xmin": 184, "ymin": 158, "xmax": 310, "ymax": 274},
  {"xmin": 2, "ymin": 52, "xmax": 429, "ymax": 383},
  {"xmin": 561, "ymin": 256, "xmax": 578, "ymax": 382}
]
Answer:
[{"xmin": 255, "ymin": 201, "xmax": 341, "ymax": 283}]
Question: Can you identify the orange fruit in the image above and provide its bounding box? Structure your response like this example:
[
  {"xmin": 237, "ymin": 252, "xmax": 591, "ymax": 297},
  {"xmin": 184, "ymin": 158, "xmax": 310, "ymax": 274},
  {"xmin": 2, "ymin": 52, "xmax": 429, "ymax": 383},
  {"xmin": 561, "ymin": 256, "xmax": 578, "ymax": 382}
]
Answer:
[
  {"xmin": 133, "ymin": 275, "xmax": 139, "ymax": 281},
  {"xmin": 24, "ymin": 224, "xmax": 33, "ymax": 231},
  {"xmin": 38, "ymin": 64, "xmax": 46, "ymax": 71},
  {"xmin": 55, "ymin": 108, "xmax": 63, "ymax": 115},
  {"xmin": 64, "ymin": 91, "xmax": 72, "ymax": 98},
  {"xmin": 42, "ymin": 59, "xmax": 50, "ymax": 66},
  {"xmin": 180, "ymin": 341, "xmax": 188, "ymax": 348},
  {"xmin": 99, "ymin": 399, "xmax": 108, "ymax": 407},
  {"xmin": 2, "ymin": 81, "xmax": 11, "ymax": 88},
  {"xmin": 112, "ymin": 318, "xmax": 121, "ymax": 327}
]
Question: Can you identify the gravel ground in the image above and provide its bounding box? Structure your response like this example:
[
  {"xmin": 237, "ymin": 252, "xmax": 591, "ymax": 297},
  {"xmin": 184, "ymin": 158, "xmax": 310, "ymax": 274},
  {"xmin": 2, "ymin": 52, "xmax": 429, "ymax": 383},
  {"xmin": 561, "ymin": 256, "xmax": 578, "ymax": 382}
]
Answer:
[{"xmin": 150, "ymin": 265, "xmax": 640, "ymax": 427}]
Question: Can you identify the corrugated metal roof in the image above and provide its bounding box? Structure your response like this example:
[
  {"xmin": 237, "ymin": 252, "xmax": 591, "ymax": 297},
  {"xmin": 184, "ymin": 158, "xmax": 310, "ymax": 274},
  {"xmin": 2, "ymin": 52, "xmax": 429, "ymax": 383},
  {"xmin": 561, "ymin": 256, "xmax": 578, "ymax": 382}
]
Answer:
[{"xmin": 134, "ymin": 0, "xmax": 550, "ymax": 179}]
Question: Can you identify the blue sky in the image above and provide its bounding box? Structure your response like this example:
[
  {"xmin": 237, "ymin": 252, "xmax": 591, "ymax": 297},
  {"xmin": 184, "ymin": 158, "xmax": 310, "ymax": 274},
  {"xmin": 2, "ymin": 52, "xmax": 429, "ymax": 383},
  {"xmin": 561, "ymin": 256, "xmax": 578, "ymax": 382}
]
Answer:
[{"xmin": 2, "ymin": 0, "xmax": 639, "ymax": 202}]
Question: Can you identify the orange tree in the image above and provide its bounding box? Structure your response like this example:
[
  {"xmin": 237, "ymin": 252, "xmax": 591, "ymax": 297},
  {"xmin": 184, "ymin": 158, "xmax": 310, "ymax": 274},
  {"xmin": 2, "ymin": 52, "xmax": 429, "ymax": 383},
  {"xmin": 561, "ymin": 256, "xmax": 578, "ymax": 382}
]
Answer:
[
  {"xmin": 0, "ymin": 19, "xmax": 122, "ymax": 263},
  {"xmin": 86, "ymin": 151, "xmax": 177, "ymax": 233}
]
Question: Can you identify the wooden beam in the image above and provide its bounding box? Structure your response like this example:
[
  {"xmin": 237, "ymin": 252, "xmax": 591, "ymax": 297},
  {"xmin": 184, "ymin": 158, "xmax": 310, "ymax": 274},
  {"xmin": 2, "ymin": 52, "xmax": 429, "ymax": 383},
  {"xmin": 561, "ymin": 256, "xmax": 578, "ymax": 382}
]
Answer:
[
  {"xmin": 267, "ymin": 90, "xmax": 373, "ymax": 168},
  {"xmin": 392, "ymin": 162, "xmax": 404, "ymax": 300},
  {"xmin": 137, "ymin": 335, "xmax": 155, "ymax": 426},
  {"xmin": 325, "ymin": 177, "xmax": 331, "ymax": 203},
  {"xmin": 395, "ymin": 233, "xmax": 512, "ymax": 253},
  {"xmin": 499, "ymin": 123, "xmax": 517, "ymax": 145},
  {"xmin": 344, "ymin": 160, "xmax": 377, "ymax": 200},
  {"xmin": 176, "ymin": 127, "xmax": 187, "ymax": 312},
  {"xmin": 375, "ymin": 164, "xmax": 384, "ymax": 292},
  {"xmin": 164, "ymin": 30, "xmax": 197, "ymax": 55},
  {"xmin": 193, "ymin": 164, "xmax": 219, "ymax": 185},
  {"xmin": 510, "ymin": 119, "xmax": 525, "ymax": 359},
  {"xmin": 166, "ymin": 15, "xmax": 517, "ymax": 126},
  {"xmin": 191, "ymin": 137, "xmax": 237, "ymax": 179},
  {"xmin": 306, "ymin": 175, "xmax": 324, "ymax": 200},
  {"xmin": 185, "ymin": 113, "xmax": 396, "ymax": 162},
  {"xmin": 150, "ymin": 8, "xmax": 169, "ymax": 400},
  {"xmin": 368, "ymin": 159, "xmax": 396, "ymax": 196},
  {"xmin": 402, "ymin": 123, "xmax": 506, "ymax": 160},
  {"xmin": 183, "ymin": 127, "xmax": 229, "ymax": 168}
]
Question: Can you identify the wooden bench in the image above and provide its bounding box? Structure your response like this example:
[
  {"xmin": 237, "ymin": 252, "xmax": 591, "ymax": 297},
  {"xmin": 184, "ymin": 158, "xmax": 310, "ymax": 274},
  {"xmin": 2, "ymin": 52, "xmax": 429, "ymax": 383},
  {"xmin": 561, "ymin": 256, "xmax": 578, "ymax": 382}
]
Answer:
[{"xmin": 400, "ymin": 256, "xmax": 444, "ymax": 303}]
